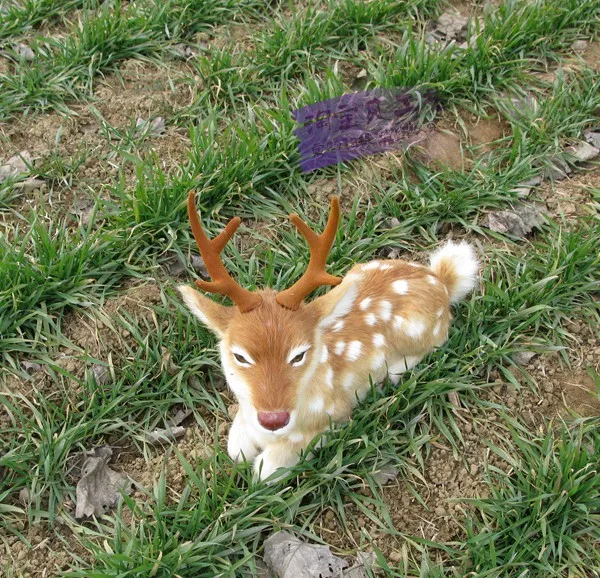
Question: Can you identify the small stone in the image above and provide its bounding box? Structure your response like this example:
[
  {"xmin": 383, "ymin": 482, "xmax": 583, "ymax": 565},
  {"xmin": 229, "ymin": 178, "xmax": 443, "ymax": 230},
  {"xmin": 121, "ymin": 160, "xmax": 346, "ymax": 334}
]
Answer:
[
  {"xmin": 572, "ymin": 39, "xmax": 588, "ymax": 52},
  {"xmin": 22, "ymin": 361, "xmax": 42, "ymax": 374},
  {"xmin": 436, "ymin": 11, "xmax": 469, "ymax": 40},
  {"xmin": 135, "ymin": 117, "xmax": 166, "ymax": 137},
  {"xmin": 172, "ymin": 43, "xmax": 200, "ymax": 59},
  {"xmin": 80, "ymin": 122, "xmax": 99, "ymax": 135},
  {"xmin": 521, "ymin": 177, "xmax": 541, "ymax": 187},
  {"xmin": 1, "ymin": 43, "xmax": 34, "ymax": 61},
  {"xmin": 387, "ymin": 217, "xmax": 401, "ymax": 229},
  {"xmin": 14, "ymin": 177, "xmax": 45, "ymax": 193},
  {"xmin": 0, "ymin": 150, "xmax": 31, "ymax": 183},
  {"xmin": 565, "ymin": 141, "xmax": 599, "ymax": 162},
  {"xmin": 469, "ymin": 464, "xmax": 478, "ymax": 476},
  {"xmin": 92, "ymin": 365, "xmax": 111, "ymax": 386},
  {"xmin": 485, "ymin": 203, "xmax": 546, "ymax": 237},
  {"xmin": 389, "ymin": 551, "xmax": 402, "ymax": 563},
  {"xmin": 434, "ymin": 506, "xmax": 446, "ymax": 516},
  {"xmin": 513, "ymin": 351, "xmax": 536, "ymax": 366},
  {"xmin": 19, "ymin": 487, "xmax": 30, "ymax": 504},
  {"xmin": 463, "ymin": 422, "xmax": 473, "ymax": 434},
  {"xmin": 541, "ymin": 157, "xmax": 572, "ymax": 180},
  {"xmin": 325, "ymin": 510, "xmax": 335, "ymax": 522},
  {"xmin": 373, "ymin": 465, "xmax": 398, "ymax": 485},
  {"xmin": 512, "ymin": 185, "xmax": 532, "ymax": 198},
  {"xmin": 228, "ymin": 404, "xmax": 239, "ymax": 419},
  {"xmin": 584, "ymin": 131, "xmax": 600, "ymax": 149}
]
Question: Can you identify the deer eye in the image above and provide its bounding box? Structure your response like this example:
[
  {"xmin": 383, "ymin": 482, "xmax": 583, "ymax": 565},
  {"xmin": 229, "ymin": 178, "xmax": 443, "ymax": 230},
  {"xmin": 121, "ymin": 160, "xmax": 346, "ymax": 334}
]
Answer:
[
  {"xmin": 290, "ymin": 351, "xmax": 307, "ymax": 366},
  {"xmin": 232, "ymin": 351, "xmax": 252, "ymax": 366}
]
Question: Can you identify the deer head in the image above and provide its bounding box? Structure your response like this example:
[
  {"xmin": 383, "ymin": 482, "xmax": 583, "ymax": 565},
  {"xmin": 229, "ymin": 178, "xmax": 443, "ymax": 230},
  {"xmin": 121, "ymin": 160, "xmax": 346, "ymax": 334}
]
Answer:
[{"xmin": 179, "ymin": 192, "xmax": 358, "ymax": 435}]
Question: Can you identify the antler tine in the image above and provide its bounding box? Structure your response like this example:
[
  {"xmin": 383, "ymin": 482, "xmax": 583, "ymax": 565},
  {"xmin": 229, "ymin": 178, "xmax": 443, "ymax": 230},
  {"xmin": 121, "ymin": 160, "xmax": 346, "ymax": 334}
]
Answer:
[
  {"xmin": 187, "ymin": 191, "xmax": 262, "ymax": 313},
  {"xmin": 276, "ymin": 197, "xmax": 342, "ymax": 310}
]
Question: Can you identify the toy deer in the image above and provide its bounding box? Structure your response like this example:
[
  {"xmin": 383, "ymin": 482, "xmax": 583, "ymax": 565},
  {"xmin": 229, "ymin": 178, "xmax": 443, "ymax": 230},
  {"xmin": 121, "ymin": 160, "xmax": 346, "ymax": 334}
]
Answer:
[{"xmin": 179, "ymin": 191, "xmax": 478, "ymax": 481}]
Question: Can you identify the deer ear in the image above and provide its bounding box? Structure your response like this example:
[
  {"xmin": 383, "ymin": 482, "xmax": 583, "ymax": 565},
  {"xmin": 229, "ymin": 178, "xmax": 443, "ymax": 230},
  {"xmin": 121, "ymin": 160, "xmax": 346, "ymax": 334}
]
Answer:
[
  {"xmin": 178, "ymin": 285, "xmax": 234, "ymax": 338},
  {"xmin": 310, "ymin": 279, "xmax": 360, "ymax": 329}
]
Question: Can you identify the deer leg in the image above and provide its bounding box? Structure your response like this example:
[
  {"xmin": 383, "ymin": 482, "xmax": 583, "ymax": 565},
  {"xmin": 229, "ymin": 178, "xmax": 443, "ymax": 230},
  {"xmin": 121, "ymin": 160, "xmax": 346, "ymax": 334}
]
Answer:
[
  {"xmin": 253, "ymin": 440, "xmax": 304, "ymax": 482},
  {"xmin": 227, "ymin": 411, "xmax": 260, "ymax": 462},
  {"xmin": 387, "ymin": 355, "xmax": 423, "ymax": 385}
]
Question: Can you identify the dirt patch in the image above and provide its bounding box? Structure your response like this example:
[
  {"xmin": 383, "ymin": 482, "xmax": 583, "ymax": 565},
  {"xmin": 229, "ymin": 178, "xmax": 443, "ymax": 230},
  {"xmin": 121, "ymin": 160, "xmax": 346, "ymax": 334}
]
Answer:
[
  {"xmin": 412, "ymin": 112, "xmax": 509, "ymax": 171},
  {"xmin": 0, "ymin": 523, "xmax": 90, "ymax": 578},
  {"xmin": 537, "ymin": 165, "xmax": 600, "ymax": 223},
  {"xmin": 1, "ymin": 60, "xmax": 194, "ymax": 222},
  {"xmin": 58, "ymin": 281, "xmax": 164, "ymax": 373},
  {"xmin": 580, "ymin": 40, "xmax": 600, "ymax": 71}
]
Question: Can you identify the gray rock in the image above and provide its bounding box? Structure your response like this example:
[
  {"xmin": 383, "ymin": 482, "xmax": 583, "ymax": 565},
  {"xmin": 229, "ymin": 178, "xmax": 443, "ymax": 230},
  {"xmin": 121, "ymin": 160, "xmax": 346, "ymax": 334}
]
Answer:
[
  {"xmin": 436, "ymin": 12, "xmax": 469, "ymax": 40},
  {"xmin": 521, "ymin": 177, "xmax": 541, "ymax": 187},
  {"xmin": 512, "ymin": 185, "xmax": 532, "ymax": 198},
  {"xmin": 541, "ymin": 156, "xmax": 571, "ymax": 181},
  {"xmin": 584, "ymin": 131, "xmax": 600, "ymax": 149},
  {"xmin": 22, "ymin": 361, "xmax": 42, "ymax": 374},
  {"xmin": 135, "ymin": 117, "xmax": 166, "ymax": 137},
  {"xmin": 0, "ymin": 151, "xmax": 31, "ymax": 183},
  {"xmin": 571, "ymin": 40, "xmax": 588, "ymax": 52},
  {"xmin": 92, "ymin": 364, "xmax": 111, "ymax": 386},
  {"xmin": 264, "ymin": 531, "xmax": 347, "ymax": 578},
  {"xmin": 172, "ymin": 43, "xmax": 200, "ymax": 59},
  {"xmin": 513, "ymin": 351, "xmax": 536, "ymax": 366},
  {"xmin": 485, "ymin": 203, "xmax": 546, "ymax": 237},
  {"xmin": 373, "ymin": 465, "xmax": 399, "ymax": 485},
  {"xmin": 14, "ymin": 178, "xmax": 45, "ymax": 193},
  {"xmin": 0, "ymin": 43, "xmax": 34, "ymax": 61},
  {"xmin": 164, "ymin": 252, "xmax": 208, "ymax": 278},
  {"xmin": 565, "ymin": 141, "xmax": 599, "ymax": 162}
]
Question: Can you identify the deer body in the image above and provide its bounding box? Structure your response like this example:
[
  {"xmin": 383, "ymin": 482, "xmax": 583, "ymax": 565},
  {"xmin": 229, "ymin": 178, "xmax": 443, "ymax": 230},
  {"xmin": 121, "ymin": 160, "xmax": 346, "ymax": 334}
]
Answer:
[{"xmin": 179, "ymin": 193, "xmax": 478, "ymax": 480}]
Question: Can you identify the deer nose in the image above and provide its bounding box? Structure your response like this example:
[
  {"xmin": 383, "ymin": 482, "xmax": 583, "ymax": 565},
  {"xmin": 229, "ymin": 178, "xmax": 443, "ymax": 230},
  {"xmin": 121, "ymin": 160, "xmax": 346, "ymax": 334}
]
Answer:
[{"xmin": 257, "ymin": 411, "xmax": 290, "ymax": 431}]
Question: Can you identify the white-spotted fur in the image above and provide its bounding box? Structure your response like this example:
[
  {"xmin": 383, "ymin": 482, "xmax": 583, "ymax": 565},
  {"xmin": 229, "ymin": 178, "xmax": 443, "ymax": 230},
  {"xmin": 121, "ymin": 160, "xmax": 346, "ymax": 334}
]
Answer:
[{"xmin": 180, "ymin": 241, "xmax": 479, "ymax": 481}]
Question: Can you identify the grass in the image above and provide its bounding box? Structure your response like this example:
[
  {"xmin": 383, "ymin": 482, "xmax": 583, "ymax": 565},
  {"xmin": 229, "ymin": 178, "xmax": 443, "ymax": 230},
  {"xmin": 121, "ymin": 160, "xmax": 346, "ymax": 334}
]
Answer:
[
  {"xmin": 464, "ymin": 417, "xmax": 600, "ymax": 576},
  {"xmin": 1, "ymin": 0, "xmax": 599, "ymax": 576}
]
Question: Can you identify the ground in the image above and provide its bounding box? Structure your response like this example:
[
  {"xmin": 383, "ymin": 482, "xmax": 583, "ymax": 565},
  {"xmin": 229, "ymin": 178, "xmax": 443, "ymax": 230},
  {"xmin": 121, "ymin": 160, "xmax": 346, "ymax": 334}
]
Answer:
[{"xmin": 0, "ymin": 1, "xmax": 599, "ymax": 577}]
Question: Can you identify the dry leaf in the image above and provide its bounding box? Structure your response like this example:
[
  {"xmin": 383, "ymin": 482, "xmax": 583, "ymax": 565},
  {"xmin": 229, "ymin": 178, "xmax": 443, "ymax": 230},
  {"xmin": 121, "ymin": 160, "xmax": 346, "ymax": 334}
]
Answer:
[
  {"xmin": 75, "ymin": 446, "xmax": 132, "ymax": 519},
  {"xmin": 143, "ymin": 426, "xmax": 186, "ymax": 444}
]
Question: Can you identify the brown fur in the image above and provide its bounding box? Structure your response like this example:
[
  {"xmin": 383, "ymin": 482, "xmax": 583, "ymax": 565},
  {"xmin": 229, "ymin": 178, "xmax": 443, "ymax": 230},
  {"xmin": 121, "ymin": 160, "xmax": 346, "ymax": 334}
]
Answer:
[{"xmin": 226, "ymin": 290, "xmax": 321, "ymax": 411}]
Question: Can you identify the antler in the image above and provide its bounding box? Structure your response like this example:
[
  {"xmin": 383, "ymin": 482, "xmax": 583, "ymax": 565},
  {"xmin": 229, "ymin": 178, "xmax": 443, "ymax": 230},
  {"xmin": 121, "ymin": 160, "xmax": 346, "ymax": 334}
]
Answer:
[
  {"xmin": 276, "ymin": 197, "xmax": 342, "ymax": 310},
  {"xmin": 187, "ymin": 191, "xmax": 262, "ymax": 313}
]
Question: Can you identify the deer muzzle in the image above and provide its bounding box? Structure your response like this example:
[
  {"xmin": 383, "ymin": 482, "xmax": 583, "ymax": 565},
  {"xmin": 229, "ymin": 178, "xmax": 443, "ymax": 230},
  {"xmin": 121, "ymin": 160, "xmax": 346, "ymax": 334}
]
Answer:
[{"xmin": 257, "ymin": 411, "xmax": 290, "ymax": 431}]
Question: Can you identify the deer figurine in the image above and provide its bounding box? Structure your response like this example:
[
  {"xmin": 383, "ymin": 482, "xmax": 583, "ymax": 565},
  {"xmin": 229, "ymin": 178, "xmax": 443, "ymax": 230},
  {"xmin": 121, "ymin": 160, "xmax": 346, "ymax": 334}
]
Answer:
[{"xmin": 179, "ymin": 191, "xmax": 478, "ymax": 481}]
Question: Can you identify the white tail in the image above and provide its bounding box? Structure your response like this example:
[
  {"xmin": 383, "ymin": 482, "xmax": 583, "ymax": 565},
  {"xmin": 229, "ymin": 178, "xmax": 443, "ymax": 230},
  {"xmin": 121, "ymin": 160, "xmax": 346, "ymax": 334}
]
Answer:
[
  {"xmin": 429, "ymin": 241, "xmax": 479, "ymax": 303},
  {"xmin": 180, "ymin": 197, "xmax": 479, "ymax": 481}
]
